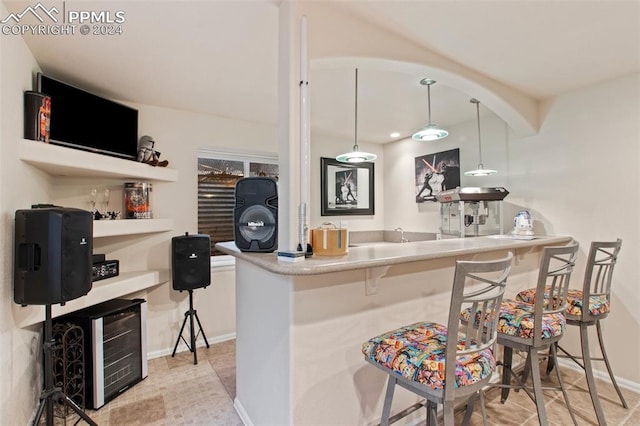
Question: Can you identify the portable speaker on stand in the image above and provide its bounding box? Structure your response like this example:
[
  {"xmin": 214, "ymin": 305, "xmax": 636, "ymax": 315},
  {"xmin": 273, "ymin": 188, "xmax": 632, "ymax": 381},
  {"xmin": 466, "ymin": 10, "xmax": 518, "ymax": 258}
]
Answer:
[
  {"xmin": 14, "ymin": 206, "xmax": 97, "ymax": 426},
  {"xmin": 234, "ymin": 177, "xmax": 278, "ymax": 252},
  {"xmin": 171, "ymin": 233, "xmax": 211, "ymax": 364}
]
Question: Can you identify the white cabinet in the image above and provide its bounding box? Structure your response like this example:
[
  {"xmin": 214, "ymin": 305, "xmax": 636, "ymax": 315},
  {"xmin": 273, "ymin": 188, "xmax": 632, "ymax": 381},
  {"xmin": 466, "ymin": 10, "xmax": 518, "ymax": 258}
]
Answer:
[{"xmin": 17, "ymin": 140, "xmax": 179, "ymax": 327}]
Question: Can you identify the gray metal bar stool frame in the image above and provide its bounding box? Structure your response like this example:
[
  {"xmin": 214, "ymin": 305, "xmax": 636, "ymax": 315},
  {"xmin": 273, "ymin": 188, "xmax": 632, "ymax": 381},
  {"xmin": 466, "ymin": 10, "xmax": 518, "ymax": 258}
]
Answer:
[
  {"xmin": 495, "ymin": 242, "xmax": 579, "ymax": 426},
  {"xmin": 364, "ymin": 252, "xmax": 513, "ymax": 426},
  {"xmin": 550, "ymin": 239, "xmax": 626, "ymax": 426}
]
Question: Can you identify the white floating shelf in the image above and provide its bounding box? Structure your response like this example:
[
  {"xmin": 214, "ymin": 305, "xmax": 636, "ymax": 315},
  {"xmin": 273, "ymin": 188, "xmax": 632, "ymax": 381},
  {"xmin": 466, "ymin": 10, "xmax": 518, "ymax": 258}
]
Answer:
[
  {"xmin": 93, "ymin": 218, "xmax": 174, "ymax": 238},
  {"xmin": 19, "ymin": 139, "xmax": 178, "ymax": 181},
  {"xmin": 15, "ymin": 270, "xmax": 170, "ymax": 328}
]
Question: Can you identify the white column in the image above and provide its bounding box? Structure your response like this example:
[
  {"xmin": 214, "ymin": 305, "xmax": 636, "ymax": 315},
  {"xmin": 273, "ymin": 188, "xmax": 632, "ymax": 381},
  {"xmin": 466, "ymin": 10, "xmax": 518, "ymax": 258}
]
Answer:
[{"xmin": 277, "ymin": 1, "xmax": 304, "ymax": 251}]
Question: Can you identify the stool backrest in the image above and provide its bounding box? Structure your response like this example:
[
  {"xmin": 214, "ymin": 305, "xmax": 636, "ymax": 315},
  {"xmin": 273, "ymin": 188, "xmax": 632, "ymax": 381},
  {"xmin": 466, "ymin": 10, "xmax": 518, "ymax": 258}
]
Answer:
[
  {"xmin": 580, "ymin": 239, "xmax": 622, "ymax": 321},
  {"xmin": 531, "ymin": 241, "xmax": 579, "ymax": 346},
  {"xmin": 445, "ymin": 252, "xmax": 513, "ymax": 399}
]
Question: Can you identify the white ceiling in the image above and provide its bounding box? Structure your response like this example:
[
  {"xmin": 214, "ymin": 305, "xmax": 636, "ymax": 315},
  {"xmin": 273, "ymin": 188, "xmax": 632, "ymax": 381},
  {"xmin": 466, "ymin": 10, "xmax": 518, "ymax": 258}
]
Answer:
[{"xmin": 4, "ymin": 0, "xmax": 639, "ymax": 144}]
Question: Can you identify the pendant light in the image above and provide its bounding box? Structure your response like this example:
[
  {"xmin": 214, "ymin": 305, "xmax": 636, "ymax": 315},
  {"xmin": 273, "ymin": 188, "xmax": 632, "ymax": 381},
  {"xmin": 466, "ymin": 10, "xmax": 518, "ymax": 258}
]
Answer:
[
  {"xmin": 412, "ymin": 78, "xmax": 448, "ymax": 141},
  {"xmin": 464, "ymin": 98, "xmax": 497, "ymax": 176},
  {"xmin": 336, "ymin": 68, "xmax": 377, "ymax": 163}
]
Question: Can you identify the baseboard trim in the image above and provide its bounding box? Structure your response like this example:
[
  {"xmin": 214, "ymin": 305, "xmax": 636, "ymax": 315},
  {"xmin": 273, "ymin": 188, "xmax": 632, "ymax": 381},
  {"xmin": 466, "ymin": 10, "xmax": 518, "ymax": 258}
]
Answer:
[
  {"xmin": 557, "ymin": 358, "xmax": 640, "ymax": 393},
  {"xmin": 234, "ymin": 397, "xmax": 253, "ymax": 426},
  {"xmin": 146, "ymin": 332, "xmax": 236, "ymax": 360}
]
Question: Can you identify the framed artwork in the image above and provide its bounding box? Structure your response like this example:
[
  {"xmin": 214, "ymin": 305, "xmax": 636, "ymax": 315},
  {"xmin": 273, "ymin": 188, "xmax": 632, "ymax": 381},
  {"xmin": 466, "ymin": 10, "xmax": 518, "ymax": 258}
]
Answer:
[
  {"xmin": 321, "ymin": 157, "xmax": 374, "ymax": 216},
  {"xmin": 415, "ymin": 148, "xmax": 460, "ymax": 202}
]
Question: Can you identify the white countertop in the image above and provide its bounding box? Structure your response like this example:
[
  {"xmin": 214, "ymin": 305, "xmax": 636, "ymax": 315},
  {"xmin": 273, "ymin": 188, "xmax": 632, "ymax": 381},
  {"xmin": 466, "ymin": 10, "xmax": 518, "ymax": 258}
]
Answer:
[{"xmin": 216, "ymin": 235, "xmax": 572, "ymax": 276}]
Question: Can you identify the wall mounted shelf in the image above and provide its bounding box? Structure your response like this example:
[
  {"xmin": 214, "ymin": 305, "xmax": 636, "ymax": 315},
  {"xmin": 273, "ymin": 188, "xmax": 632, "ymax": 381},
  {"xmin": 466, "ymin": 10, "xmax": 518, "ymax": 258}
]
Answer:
[
  {"xmin": 18, "ymin": 139, "xmax": 178, "ymax": 181},
  {"xmin": 93, "ymin": 218, "xmax": 174, "ymax": 238},
  {"xmin": 15, "ymin": 140, "xmax": 179, "ymax": 328},
  {"xmin": 15, "ymin": 270, "xmax": 170, "ymax": 328}
]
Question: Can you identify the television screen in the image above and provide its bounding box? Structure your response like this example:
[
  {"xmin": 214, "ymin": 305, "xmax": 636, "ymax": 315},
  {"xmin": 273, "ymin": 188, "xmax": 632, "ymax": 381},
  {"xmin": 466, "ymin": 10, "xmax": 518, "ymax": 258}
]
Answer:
[{"xmin": 37, "ymin": 73, "xmax": 139, "ymax": 160}]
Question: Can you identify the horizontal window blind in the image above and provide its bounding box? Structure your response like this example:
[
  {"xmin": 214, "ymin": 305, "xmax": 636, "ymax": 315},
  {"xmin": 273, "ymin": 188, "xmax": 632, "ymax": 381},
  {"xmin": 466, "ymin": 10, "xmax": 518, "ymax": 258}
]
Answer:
[{"xmin": 197, "ymin": 154, "xmax": 277, "ymax": 256}]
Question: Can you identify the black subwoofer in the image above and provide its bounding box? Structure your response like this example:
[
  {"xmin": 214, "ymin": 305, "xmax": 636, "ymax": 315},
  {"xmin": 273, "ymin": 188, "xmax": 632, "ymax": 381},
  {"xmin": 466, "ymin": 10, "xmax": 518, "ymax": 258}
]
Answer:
[
  {"xmin": 172, "ymin": 234, "xmax": 211, "ymax": 291},
  {"xmin": 234, "ymin": 177, "xmax": 278, "ymax": 253},
  {"xmin": 14, "ymin": 207, "xmax": 93, "ymax": 306}
]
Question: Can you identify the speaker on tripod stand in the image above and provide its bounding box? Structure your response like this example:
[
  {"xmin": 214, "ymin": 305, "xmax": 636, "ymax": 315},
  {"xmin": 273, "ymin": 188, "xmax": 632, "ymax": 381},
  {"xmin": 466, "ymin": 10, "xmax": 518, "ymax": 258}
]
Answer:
[
  {"xmin": 171, "ymin": 233, "xmax": 211, "ymax": 364},
  {"xmin": 14, "ymin": 206, "xmax": 97, "ymax": 426}
]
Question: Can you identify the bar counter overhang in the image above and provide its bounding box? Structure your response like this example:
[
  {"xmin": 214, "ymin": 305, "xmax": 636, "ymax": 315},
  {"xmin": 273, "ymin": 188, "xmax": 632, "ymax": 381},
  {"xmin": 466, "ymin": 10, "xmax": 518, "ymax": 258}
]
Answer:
[{"xmin": 216, "ymin": 235, "xmax": 572, "ymax": 425}]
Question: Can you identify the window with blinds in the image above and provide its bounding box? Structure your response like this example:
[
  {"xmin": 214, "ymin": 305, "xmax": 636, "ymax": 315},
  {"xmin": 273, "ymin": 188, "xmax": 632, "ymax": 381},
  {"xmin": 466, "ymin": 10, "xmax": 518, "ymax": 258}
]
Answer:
[{"xmin": 198, "ymin": 152, "xmax": 278, "ymax": 256}]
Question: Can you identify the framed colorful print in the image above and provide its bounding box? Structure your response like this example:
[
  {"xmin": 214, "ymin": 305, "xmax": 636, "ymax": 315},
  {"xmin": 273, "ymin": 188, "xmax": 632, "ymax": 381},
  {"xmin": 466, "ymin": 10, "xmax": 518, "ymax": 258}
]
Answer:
[{"xmin": 415, "ymin": 148, "xmax": 460, "ymax": 202}]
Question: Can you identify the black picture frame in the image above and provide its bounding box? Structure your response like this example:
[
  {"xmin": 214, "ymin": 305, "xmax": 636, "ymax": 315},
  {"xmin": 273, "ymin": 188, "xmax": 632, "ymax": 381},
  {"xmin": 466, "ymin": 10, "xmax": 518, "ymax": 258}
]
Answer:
[{"xmin": 321, "ymin": 157, "xmax": 374, "ymax": 216}]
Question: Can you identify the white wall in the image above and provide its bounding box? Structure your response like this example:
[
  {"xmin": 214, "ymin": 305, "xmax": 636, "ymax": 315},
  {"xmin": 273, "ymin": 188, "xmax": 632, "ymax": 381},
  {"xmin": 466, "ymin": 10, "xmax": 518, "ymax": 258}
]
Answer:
[
  {"xmin": 383, "ymin": 72, "xmax": 640, "ymax": 385},
  {"xmin": 508, "ymin": 74, "xmax": 640, "ymax": 385},
  {"xmin": 0, "ymin": 11, "xmax": 52, "ymax": 424}
]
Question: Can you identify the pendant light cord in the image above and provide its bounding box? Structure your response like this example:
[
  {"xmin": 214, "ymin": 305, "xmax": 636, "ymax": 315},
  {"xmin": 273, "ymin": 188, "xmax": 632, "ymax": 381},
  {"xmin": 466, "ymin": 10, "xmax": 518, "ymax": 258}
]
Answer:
[
  {"xmin": 427, "ymin": 82, "xmax": 432, "ymax": 125},
  {"xmin": 354, "ymin": 68, "xmax": 359, "ymax": 151},
  {"xmin": 473, "ymin": 98, "xmax": 483, "ymax": 167},
  {"xmin": 464, "ymin": 98, "xmax": 497, "ymax": 175},
  {"xmin": 336, "ymin": 68, "xmax": 376, "ymax": 162}
]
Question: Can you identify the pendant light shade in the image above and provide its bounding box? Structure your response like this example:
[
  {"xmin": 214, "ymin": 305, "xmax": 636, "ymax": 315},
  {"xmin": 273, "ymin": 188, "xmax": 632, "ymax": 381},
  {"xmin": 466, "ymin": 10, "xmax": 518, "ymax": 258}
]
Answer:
[
  {"xmin": 464, "ymin": 98, "xmax": 497, "ymax": 176},
  {"xmin": 412, "ymin": 78, "xmax": 448, "ymax": 141},
  {"xmin": 336, "ymin": 68, "xmax": 377, "ymax": 163}
]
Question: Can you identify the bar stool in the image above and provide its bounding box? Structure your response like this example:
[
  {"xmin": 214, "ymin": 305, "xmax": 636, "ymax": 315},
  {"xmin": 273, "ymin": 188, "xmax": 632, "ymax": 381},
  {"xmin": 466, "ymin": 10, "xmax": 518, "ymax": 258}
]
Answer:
[
  {"xmin": 490, "ymin": 242, "xmax": 579, "ymax": 426},
  {"xmin": 516, "ymin": 239, "xmax": 625, "ymax": 425},
  {"xmin": 362, "ymin": 253, "xmax": 513, "ymax": 426}
]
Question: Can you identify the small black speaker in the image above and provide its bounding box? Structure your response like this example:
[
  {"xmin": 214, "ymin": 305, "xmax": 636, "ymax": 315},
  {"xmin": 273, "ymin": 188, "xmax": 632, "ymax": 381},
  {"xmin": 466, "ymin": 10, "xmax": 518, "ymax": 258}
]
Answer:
[
  {"xmin": 172, "ymin": 234, "xmax": 211, "ymax": 291},
  {"xmin": 14, "ymin": 207, "xmax": 93, "ymax": 306},
  {"xmin": 234, "ymin": 177, "xmax": 278, "ymax": 253}
]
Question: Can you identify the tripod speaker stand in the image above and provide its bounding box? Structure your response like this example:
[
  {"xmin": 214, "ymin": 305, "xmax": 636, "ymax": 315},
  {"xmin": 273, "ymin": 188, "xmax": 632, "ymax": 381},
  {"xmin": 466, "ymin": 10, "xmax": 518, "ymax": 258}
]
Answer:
[
  {"xmin": 171, "ymin": 233, "xmax": 212, "ymax": 365},
  {"xmin": 171, "ymin": 289, "xmax": 209, "ymax": 364},
  {"xmin": 14, "ymin": 207, "xmax": 96, "ymax": 425},
  {"xmin": 32, "ymin": 305, "xmax": 97, "ymax": 426}
]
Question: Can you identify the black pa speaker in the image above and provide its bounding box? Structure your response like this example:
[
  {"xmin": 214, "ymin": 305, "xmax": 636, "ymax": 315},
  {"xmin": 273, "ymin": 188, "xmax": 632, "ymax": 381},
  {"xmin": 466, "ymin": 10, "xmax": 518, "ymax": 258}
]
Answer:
[
  {"xmin": 14, "ymin": 207, "xmax": 93, "ymax": 306},
  {"xmin": 172, "ymin": 234, "xmax": 211, "ymax": 291},
  {"xmin": 234, "ymin": 177, "xmax": 278, "ymax": 253}
]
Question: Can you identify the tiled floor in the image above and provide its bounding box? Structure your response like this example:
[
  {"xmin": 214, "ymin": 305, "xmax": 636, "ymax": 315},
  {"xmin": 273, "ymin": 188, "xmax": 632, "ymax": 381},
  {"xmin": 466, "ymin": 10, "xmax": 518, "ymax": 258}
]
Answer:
[
  {"xmin": 59, "ymin": 340, "xmax": 639, "ymax": 425},
  {"xmin": 61, "ymin": 340, "xmax": 241, "ymax": 426},
  {"xmin": 457, "ymin": 364, "xmax": 640, "ymax": 426}
]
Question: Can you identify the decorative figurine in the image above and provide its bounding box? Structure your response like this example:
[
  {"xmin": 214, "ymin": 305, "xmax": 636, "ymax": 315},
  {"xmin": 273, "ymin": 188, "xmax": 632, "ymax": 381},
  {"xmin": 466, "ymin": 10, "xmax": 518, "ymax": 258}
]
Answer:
[{"xmin": 137, "ymin": 135, "xmax": 169, "ymax": 167}]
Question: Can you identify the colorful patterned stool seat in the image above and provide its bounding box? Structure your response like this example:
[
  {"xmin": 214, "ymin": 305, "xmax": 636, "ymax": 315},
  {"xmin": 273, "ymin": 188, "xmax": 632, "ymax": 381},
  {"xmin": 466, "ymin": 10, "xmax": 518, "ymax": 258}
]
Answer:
[
  {"xmin": 362, "ymin": 321, "xmax": 496, "ymax": 391},
  {"xmin": 515, "ymin": 287, "xmax": 610, "ymax": 318},
  {"xmin": 461, "ymin": 299, "xmax": 566, "ymax": 341}
]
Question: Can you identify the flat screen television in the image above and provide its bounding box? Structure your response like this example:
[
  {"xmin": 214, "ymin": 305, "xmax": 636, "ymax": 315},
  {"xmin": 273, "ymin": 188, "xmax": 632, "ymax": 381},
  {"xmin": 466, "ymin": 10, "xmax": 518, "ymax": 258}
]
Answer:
[{"xmin": 37, "ymin": 73, "xmax": 139, "ymax": 160}]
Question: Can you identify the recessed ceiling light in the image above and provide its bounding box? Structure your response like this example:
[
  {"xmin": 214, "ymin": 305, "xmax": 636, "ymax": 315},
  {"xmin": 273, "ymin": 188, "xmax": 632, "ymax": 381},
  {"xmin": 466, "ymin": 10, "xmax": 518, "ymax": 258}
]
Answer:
[{"xmin": 390, "ymin": 132, "xmax": 400, "ymax": 138}]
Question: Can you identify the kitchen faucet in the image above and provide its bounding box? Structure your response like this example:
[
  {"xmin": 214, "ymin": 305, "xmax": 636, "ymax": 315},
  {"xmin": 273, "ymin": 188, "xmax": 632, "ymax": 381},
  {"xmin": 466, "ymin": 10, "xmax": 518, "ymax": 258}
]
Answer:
[{"xmin": 394, "ymin": 227, "xmax": 409, "ymax": 243}]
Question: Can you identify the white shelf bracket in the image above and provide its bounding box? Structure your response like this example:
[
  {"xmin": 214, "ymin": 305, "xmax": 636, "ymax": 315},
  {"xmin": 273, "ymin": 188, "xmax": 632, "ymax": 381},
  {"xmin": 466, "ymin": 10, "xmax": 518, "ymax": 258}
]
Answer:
[{"xmin": 365, "ymin": 266, "xmax": 390, "ymax": 296}]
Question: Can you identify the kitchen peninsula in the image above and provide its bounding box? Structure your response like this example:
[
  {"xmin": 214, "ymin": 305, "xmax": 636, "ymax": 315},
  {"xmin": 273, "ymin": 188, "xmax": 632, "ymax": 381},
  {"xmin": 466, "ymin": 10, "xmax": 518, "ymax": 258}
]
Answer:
[{"xmin": 217, "ymin": 235, "xmax": 571, "ymax": 425}]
